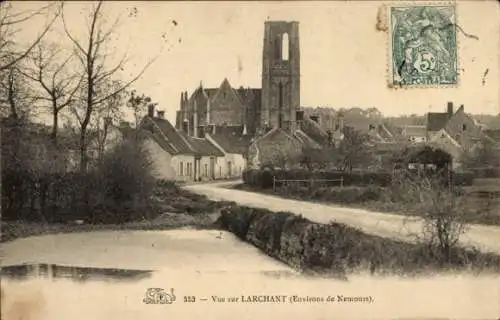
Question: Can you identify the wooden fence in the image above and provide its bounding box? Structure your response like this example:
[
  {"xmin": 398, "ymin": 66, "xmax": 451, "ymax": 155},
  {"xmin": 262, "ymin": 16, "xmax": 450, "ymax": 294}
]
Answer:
[{"xmin": 272, "ymin": 176, "xmax": 344, "ymax": 191}]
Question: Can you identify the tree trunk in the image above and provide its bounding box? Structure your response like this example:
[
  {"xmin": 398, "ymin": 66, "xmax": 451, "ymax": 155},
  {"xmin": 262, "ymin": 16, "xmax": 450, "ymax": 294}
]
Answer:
[{"xmin": 51, "ymin": 108, "xmax": 59, "ymax": 144}]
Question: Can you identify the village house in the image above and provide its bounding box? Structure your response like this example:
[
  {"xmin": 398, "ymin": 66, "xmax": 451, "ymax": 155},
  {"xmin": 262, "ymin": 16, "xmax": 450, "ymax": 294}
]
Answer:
[
  {"xmin": 401, "ymin": 125, "xmax": 427, "ymax": 143},
  {"xmin": 139, "ymin": 106, "xmax": 226, "ymax": 181},
  {"xmin": 426, "ymin": 102, "xmax": 488, "ymax": 169}
]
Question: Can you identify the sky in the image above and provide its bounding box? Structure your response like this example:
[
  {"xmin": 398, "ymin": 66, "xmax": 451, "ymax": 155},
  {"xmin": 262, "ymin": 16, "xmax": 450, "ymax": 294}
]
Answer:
[{"xmin": 11, "ymin": 0, "xmax": 500, "ymax": 125}]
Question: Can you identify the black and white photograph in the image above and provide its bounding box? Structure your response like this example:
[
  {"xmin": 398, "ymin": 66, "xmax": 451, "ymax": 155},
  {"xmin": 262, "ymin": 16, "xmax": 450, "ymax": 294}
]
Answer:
[{"xmin": 1, "ymin": 1, "xmax": 499, "ymax": 319}]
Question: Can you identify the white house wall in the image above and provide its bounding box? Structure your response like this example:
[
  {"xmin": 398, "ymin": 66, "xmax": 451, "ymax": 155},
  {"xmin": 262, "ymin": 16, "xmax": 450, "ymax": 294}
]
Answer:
[
  {"xmin": 430, "ymin": 129, "xmax": 464, "ymax": 169},
  {"xmin": 170, "ymin": 154, "xmax": 196, "ymax": 181},
  {"xmin": 143, "ymin": 138, "xmax": 176, "ymax": 180}
]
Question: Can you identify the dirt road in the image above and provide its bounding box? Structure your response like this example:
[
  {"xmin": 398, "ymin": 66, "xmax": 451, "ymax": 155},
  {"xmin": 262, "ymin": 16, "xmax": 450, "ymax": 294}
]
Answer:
[{"xmin": 184, "ymin": 181, "xmax": 500, "ymax": 255}]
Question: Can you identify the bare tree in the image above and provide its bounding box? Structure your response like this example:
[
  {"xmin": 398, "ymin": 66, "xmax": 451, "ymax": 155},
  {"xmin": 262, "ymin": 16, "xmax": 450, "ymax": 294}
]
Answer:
[
  {"xmin": 0, "ymin": 2, "xmax": 61, "ymax": 71},
  {"xmin": 20, "ymin": 42, "xmax": 83, "ymax": 143},
  {"xmin": 62, "ymin": 1, "xmax": 159, "ymax": 171},
  {"xmin": 392, "ymin": 172, "xmax": 469, "ymax": 262},
  {"xmin": 0, "ymin": 65, "xmax": 39, "ymax": 120},
  {"xmin": 93, "ymin": 79, "xmax": 126, "ymax": 160}
]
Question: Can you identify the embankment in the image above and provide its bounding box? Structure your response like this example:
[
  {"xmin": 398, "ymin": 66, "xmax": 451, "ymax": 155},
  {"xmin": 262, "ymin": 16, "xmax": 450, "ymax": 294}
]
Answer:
[{"xmin": 217, "ymin": 205, "xmax": 500, "ymax": 278}]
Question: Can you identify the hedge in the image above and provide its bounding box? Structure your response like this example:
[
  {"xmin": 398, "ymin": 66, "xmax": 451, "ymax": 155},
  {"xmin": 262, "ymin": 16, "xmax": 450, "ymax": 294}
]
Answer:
[
  {"xmin": 218, "ymin": 206, "xmax": 500, "ymax": 276},
  {"xmin": 242, "ymin": 168, "xmax": 475, "ymax": 190}
]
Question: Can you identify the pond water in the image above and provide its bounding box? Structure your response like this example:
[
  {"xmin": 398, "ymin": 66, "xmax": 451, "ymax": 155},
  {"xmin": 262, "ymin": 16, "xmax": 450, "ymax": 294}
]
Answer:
[{"xmin": 1, "ymin": 229, "xmax": 499, "ymax": 320}]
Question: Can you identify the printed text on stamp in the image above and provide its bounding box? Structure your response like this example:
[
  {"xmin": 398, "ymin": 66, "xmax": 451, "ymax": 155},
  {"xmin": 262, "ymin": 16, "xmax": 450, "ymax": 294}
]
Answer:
[{"xmin": 390, "ymin": 5, "xmax": 457, "ymax": 86}]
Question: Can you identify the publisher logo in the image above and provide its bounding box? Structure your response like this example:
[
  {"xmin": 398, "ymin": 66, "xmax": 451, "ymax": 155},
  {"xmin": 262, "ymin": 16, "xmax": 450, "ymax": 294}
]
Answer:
[{"xmin": 143, "ymin": 288, "xmax": 176, "ymax": 305}]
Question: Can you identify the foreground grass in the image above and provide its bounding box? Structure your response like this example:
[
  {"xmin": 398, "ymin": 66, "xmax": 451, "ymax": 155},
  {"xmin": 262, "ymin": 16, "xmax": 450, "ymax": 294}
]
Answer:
[{"xmin": 232, "ymin": 183, "xmax": 500, "ymax": 226}]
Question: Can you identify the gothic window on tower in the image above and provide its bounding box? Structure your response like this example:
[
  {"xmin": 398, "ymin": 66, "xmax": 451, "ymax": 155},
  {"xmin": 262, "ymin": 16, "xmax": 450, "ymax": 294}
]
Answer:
[
  {"xmin": 278, "ymin": 82, "xmax": 283, "ymax": 128},
  {"xmin": 274, "ymin": 35, "xmax": 281, "ymax": 60},
  {"xmin": 282, "ymin": 33, "xmax": 289, "ymax": 61}
]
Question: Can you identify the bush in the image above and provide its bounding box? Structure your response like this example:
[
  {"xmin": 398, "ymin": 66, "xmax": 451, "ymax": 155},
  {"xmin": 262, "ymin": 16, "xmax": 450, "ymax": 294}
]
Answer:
[
  {"xmin": 1, "ymin": 138, "xmax": 158, "ymax": 224},
  {"xmin": 451, "ymin": 171, "xmax": 475, "ymax": 186}
]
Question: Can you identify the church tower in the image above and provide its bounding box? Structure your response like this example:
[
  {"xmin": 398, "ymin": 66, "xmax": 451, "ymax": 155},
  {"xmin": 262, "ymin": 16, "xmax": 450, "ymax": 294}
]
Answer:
[{"xmin": 260, "ymin": 21, "xmax": 300, "ymax": 133}]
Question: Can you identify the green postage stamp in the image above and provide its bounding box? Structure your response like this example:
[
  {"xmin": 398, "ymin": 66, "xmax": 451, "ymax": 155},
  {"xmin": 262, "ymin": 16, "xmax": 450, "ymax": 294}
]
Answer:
[{"xmin": 389, "ymin": 4, "xmax": 458, "ymax": 87}]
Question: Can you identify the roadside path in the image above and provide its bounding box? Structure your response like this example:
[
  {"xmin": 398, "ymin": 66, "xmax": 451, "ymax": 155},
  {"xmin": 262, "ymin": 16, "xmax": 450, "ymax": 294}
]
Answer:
[{"xmin": 183, "ymin": 180, "xmax": 500, "ymax": 255}]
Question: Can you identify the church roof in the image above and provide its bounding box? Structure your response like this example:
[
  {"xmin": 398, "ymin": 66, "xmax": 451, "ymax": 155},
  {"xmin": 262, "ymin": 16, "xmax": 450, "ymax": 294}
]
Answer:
[{"xmin": 189, "ymin": 79, "xmax": 262, "ymax": 113}]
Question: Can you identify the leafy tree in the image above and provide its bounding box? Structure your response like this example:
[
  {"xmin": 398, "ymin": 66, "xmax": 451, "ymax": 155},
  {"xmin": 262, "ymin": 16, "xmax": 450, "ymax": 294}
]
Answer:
[{"xmin": 126, "ymin": 89, "xmax": 157, "ymax": 130}]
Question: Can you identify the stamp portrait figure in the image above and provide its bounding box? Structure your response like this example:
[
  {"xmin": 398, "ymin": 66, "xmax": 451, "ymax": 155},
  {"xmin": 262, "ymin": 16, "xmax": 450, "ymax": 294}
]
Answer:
[{"xmin": 391, "ymin": 5, "xmax": 457, "ymax": 86}]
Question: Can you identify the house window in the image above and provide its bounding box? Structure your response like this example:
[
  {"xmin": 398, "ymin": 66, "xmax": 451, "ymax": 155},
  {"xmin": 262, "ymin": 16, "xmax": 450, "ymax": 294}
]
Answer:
[
  {"xmin": 219, "ymin": 166, "xmax": 222, "ymax": 177},
  {"xmin": 180, "ymin": 162, "xmax": 184, "ymax": 176},
  {"xmin": 462, "ymin": 124, "xmax": 467, "ymax": 131}
]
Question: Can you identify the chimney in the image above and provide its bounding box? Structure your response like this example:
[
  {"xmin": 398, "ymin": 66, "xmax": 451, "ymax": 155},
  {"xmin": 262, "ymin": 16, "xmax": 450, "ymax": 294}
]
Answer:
[
  {"xmin": 180, "ymin": 92, "xmax": 184, "ymax": 110},
  {"xmin": 148, "ymin": 104, "xmax": 155, "ymax": 117},
  {"xmin": 295, "ymin": 110, "xmax": 304, "ymax": 130},
  {"xmin": 447, "ymin": 102, "xmax": 454, "ymax": 117},
  {"xmin": 327, "ymin": 130, "xmax": 333, "ymax": 145},
  {"xmin": 336, "ymin": 113, "xmax": 344, "ymax": 132},
  {"xmin": 193, "ymin": 100, "xmax": 198, "ymax": 138},
  {"xmin": 157, "ymin": 110, "xmax": 165, "ymax": 119}
]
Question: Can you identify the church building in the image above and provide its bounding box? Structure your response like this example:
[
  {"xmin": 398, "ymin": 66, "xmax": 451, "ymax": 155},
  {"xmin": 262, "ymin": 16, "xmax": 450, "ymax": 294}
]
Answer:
[{"xmin": 174, "ymin": 21, "xmax": 339, "ymax": 170}]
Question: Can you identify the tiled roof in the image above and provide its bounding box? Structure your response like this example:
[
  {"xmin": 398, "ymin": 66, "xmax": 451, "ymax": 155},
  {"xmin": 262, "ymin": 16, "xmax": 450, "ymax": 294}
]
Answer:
[
  {"xmin": 300, "ymin": 117, "xmax": 330, "ymax": 146},
  {"xmin": 144, "ymin": 116, "xmax": 193, "ymax": 154},
  {"xmin": 140, "ymin": 116, "xmax": 223, "ymax": 157},
  {"xmin": 181, "ymin": 133, "xmax": 225, "ymax": 157},
  {"xmin": 427, "ymin": 112, "xmax": 449, "ymax": 131},
  {"xmin": 403, "ymin": 125, "xmax": 427, "ymax": 137},
  {"xmin": 209, "ymin": 125, "xmax": 252, "ymax": 154},
  {"xmin": 373, "ymin": 141, "xmax": 408, "ymax": 153},
  {"xmin": 485, "ymin": 129, "xmax": 500, "ymax": 142},
  {"xmin": 294, "ymin": 129, "xmax": 322, "ymax": 149}
]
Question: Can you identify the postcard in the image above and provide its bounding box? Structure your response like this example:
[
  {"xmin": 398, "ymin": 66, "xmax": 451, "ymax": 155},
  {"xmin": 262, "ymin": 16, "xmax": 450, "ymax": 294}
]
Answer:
[{"xmin": 1, "ymin": 1, "xmax": 499, "ymax": 319}]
